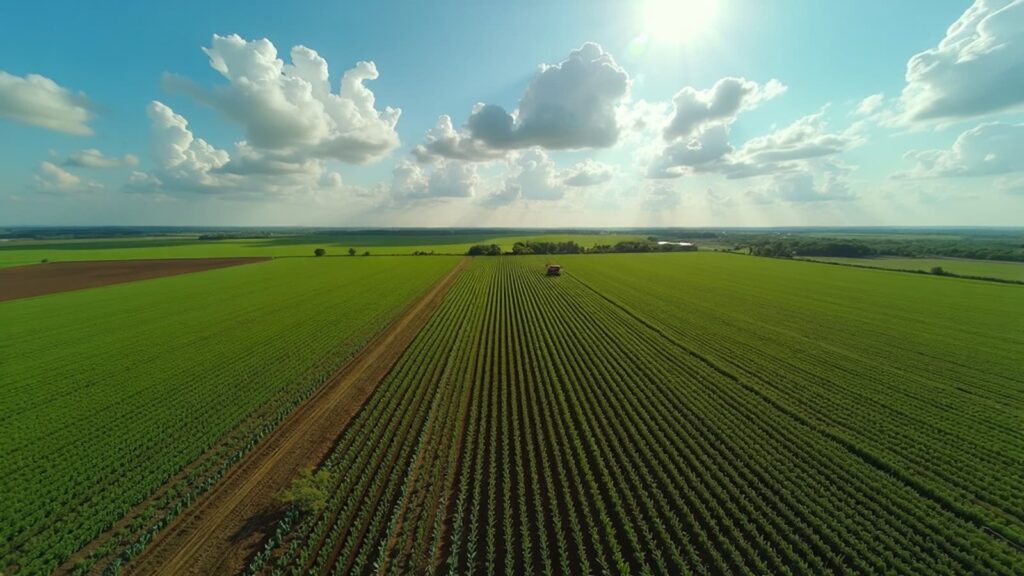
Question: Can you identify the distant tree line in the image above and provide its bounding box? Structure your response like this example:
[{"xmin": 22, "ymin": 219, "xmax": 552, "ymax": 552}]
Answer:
[
  {"xmin": 511, "ymin": 241, "xmax": 585, "ymax": 255},
  {"xmin": 198, "ymin": 232, "xmax": 277, "ymax": 240},
  {"xmin": 590, "ymin": 241, "xmax": 697, "ymax": 253},
  {"xmin": 743, "ymin": 237, "xmax": 1024, "ymax": 262},
  {"xmin": 747, "ymin": 239, "xmax": 874, "ymax": 258},
  {"xmin": 467, "ymin": 240, "xmax": 699, "ymax": 256}
]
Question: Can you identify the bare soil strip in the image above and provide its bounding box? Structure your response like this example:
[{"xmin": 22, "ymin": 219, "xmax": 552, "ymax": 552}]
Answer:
[
  {"xmin": 0, "ymin": 258, "xmax": 271, "ymax": 302},
  {"xmin": 125, "ymin": 258, "xmax": 468, "ymax": 576}
]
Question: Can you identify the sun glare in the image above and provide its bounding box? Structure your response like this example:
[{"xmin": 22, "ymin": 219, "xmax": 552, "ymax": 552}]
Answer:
[{"xmin": 643, "ymin": 0, "xmax": 719, "ymax": 44}]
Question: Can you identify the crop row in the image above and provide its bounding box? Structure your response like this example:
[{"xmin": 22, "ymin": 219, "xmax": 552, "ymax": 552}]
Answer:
[
  {"xmin": 561, "ymin": 252, "xmax": 1024, "ymax": 547},
  {"xmin": 0, "ymin": 257, "xmax": 457, "ymax": 574},
  {"xmin": 251, "ymin": 256, "xmax": 1022, "ymax": 575}
]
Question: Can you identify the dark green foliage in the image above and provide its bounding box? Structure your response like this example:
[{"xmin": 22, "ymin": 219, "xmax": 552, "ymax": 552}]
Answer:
[
  {"xmin": 509, "ymin": 240, "xmax": 583, "ymax": 254},
  {"xmin": 467, "ymin": 244, "xmax": 502, "ymax": 256},
  {"xmin": 314, "ymin": 248, "xmax": 326, "ymax": 257},
  {"xmin": 589, "ymin": 240, "xmax": 697, "ymax": 253},
  {"xmin": 742, "ymin": 234, "xmax": 1024, "ymax": 261},
  {"xmin": 748, "ymin": 239, "xmax": 874, "ymax": 258}
]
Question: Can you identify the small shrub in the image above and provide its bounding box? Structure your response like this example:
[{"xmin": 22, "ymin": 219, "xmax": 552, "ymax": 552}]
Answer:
[
  {"xmin": 313, "ymin": 248, "xmax": 326, "ymax": 257},
  {"xmin": 278, "ymin": 468, "xmax": 332, "ymax": 513}
]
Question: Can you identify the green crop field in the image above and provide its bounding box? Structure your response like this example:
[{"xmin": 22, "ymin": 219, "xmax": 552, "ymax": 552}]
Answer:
[
  {"xmin": 0, "ymin": 256, "xmax": 458, "ymax": 574},
  {"xmin": 247, "ymin": 254, "xmax": 1024, "ymax": 575},
  {"xmin": 0, "ymin": 233, "xmax": 644, "ymax": 268},
  {"xmin": 800, "ymin": 255, "xmax": 1024, "ymax": 282},
  {"xmin": 2, "ymin": 247, "xmax": 1021, "ymax": 575},
  {"xmin": 8, "ymin": 1, "xmax": 1024, "ymax": 574}
]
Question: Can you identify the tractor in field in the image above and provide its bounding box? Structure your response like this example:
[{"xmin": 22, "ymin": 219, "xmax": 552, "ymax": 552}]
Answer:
[{"xmin": 546, "ymin": 264, "xmax": 562, "ymax": 276}]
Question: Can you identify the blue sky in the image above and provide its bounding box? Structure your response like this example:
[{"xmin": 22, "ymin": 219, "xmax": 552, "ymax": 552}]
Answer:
[{"xmin": 1, "ymin": 0, "xmax": 1022, "ymax": 227}]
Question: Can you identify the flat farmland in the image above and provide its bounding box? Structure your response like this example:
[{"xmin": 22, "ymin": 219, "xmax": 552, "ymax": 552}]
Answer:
[
  {"xmin": 245, "ymin": 254, "xmax": 1023, "ymax": 575},
  {"xmin": 562, "ymin": 253, "xmax": 1024, "ymax": 548},
  {"xmin": 0, "ymin": 256, "xmax": 458, "ymax": 574},
  {"xmin": 0, "ymin": 233, "xmax": 645, "ymax": 268},
  {"xmin": 799, "ymin": 255, "xmax": 1024, "ymax": 282}
]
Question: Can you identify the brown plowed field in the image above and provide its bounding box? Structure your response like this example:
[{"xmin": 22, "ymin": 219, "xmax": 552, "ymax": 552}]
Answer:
[
  {"xmin": 124, "ymin": 257, "xmax": 468, "ymax": 576},
  {"xmin": 0, "ymin": 258, "xmax": 271, "ymax": 302}
]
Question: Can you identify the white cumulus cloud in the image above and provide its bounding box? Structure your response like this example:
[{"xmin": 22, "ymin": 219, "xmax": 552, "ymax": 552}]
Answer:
[
  {"xmin": 148, "ymin": 101, "xmax": 230, "ymax": 188},
  {"xmin": 854, "ymin": 93, "xmax": 885, "ymax": 117},
  {"xmin": 900, "ymin": 0, "xmax": 1024, "ymax": 122},
  {"xmin": 413, "ymin": 115, "xmax": 506, "ymax": 163},
  {"xmin": 650, "ymin": 108, "xmax": 860, "ymax": 180},
  {"xmin": 648, "ymin": 77, "xmax": 798, "ymax": 179},
  {"xmin": 33, "ymin": 161, "xmax": 102, "ymax": 194},
  {"xmin": 465, "ymin": 43, "xmax": 630, "ymax": 151},
  {"xmin": 751, "ymin": 171, "xmax": 856, "ymax": 203},
  {"xmin": 390, "ymin": 159, "xmax": 479, "ymax": 200},
  {"xmin": 0, "ymin": 71, "xmax": 93, "ymax": 135},
  {"xmin": 64, "ymin": 149, "xmax": 139, "ymax": 169},
  {"xmin": 485, "ymin": 148, "xmax": 568, "ymax": 205},
  {"xmin": 136, "ymin": 101, "xmax": 343, "ymax": 198},
  {"xmin": 167, "ymin": 34, "xmax": 401, "ymax": 164},
  {"xmin": 563, "ymin": 160, "xmax": 615, "ymax": 187},
  {"xmin": 739, "ymin": 111, "xmax": 862, "ymax": 165},
  {"xmin": 896, "ymin": 122, "xmax": 1024, "ymax": 178},
  {"xmin": 663, "ymin": 77, "xmax": 785, "ymax": 140},
  {"xmin": 648, "ymin": 123, "xmax": 734, "ymax": 178}
]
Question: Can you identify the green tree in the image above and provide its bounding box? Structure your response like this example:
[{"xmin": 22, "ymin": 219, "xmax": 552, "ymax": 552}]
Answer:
[
  {"xmin": 313, "ymin": 248, "xmax": 326, "ymax": 257},
  {"xmin": 278, "ymin": 468, "xmax": 332, "ymax": 513},
  {"xmin": 348, "ymin": 247, "xmax": 357, "ymax": 256},
  {"xmin": 467, "ymin": 244, "xmax": 502, "ymax": 256},
  {"xmin": 511, "ymin": 242, "xmax": 533, "ymax": 255}
]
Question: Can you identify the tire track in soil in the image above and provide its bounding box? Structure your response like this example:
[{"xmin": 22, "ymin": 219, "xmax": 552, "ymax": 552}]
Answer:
[{"xmin": 125, "ymin": 257, "xmax": 469, "ymax": 576}]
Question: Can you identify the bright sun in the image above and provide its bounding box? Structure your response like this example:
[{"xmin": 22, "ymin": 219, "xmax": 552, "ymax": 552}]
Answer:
[{"xmin": 643, "ymin": 0, "xmax": 720, "ymax": 44}]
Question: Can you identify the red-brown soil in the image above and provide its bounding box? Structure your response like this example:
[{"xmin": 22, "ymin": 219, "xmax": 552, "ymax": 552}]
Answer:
[
  {"xmin": 124, "ymin": 257, "xmax": 468, "ymax": 576},
  {"xmin": 0, "ymin": 258, "xmax": 271, "ymax": 302}
]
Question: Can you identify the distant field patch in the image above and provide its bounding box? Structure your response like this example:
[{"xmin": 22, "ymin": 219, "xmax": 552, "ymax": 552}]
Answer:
[
  {"xmin": 0, "ymin": 233, "xmax": 646, "ymax": 267},
  {"xmin": 0, "ymin": 257, "xmax": 270, "ymax": 301},
  {"xmin": 801, "ymin": 256, "xmax": 1024, "ymax": 282}
]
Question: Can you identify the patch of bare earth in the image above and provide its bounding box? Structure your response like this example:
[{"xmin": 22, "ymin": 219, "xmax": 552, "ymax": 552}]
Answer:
[
  {"xmin": 0, "ymin": 258, "xmax": 271, "ymax": 302},
  {"xmin": 123, "ymin": 257, "xmax": 468, "ymax": 576}
]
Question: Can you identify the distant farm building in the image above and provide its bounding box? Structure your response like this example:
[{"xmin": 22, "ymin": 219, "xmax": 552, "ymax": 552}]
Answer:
[
  {"xmin": 546, "ymin": 264, "xmax": 562, "ymax": 276},
  {"xmin": 658, "ymin": 241, "xmax": 698, "ymax": 251}
]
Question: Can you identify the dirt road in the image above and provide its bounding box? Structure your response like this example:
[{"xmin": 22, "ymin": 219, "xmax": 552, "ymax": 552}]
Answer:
[{"xmin": 125, "ymin": 258, "xmax": 468, "ymax": 576}]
